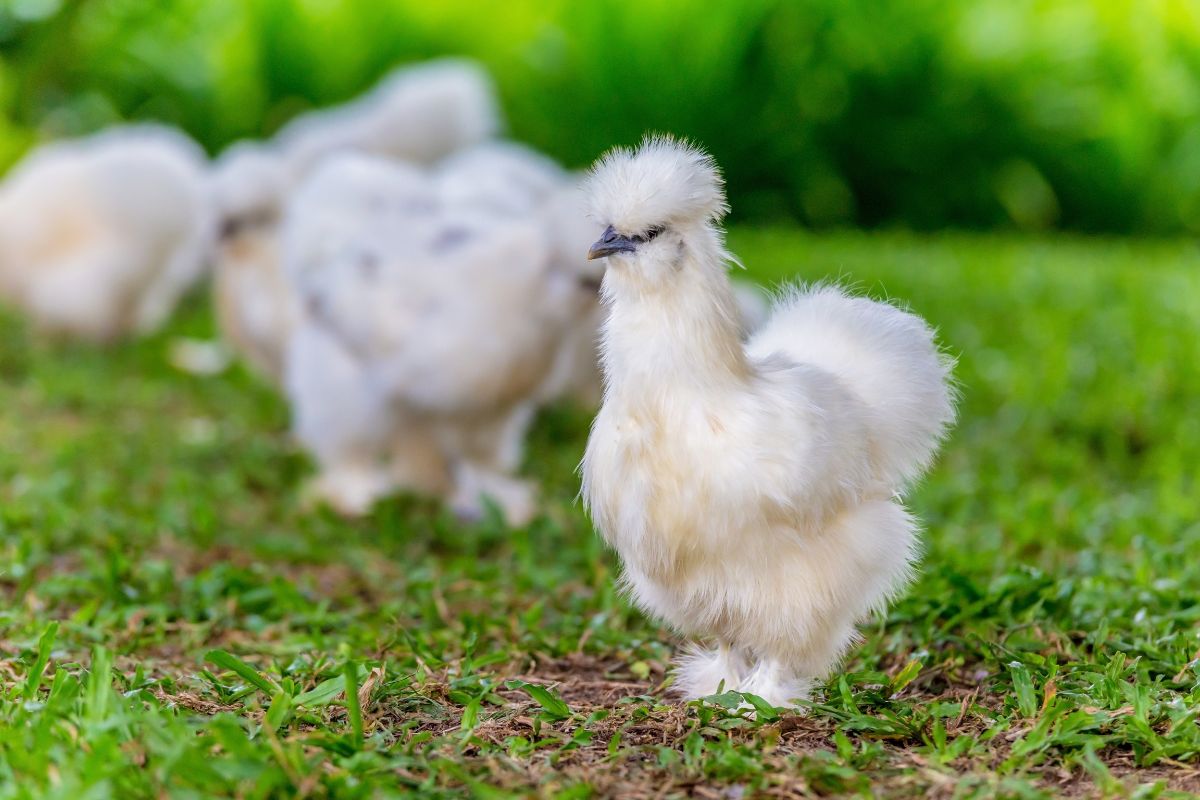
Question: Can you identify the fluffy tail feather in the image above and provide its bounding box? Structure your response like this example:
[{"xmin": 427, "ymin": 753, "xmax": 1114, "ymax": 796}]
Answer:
[
  {"xmin": 278, "ymin": 58, "xmax": 500, "ymax": 173},
  {"xmin": 747, "ymin": 284, "xmax": 956, "ymax": 489}
]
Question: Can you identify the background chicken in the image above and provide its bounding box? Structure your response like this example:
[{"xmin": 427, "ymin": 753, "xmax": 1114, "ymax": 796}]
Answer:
[
  {"xmin": 581, "ymin": 136, "xmax": 956, "ymax": 708},
  {"xmin": 282, "ymin": 147, "xmax": 600, "ymax": 522},
  {"xmin": 210, "ymin": 58, "xmax": 500, "ymax": 383},
  {"xmin": 210, "ymin": 143, "xmax": 295, "ymax": 381},
  {"xmin": 0, "ymin": 125, "xmax": 212, "ymax": 341}
]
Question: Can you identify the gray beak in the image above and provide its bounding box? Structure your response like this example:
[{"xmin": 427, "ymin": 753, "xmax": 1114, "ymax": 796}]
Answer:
[{"xmin": 588, "ymin": 225, "xmax": 637, "ymax": 260}]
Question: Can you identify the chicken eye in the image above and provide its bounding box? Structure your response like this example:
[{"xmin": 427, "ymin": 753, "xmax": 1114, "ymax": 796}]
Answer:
[{"xmin": 632, "ymin": 225, "xmax": 665, "ymax": 244}]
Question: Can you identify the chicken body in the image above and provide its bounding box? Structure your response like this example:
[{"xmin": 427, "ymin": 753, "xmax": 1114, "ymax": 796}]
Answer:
[
  {"xmin": 282, "ymin": 150, "xmax": 599, "ymax": 522},
  {"xmin": 211, "ymin": 58, "xmax": 500, "ymax": 382},
  {"xmin": 581, "ymin": 137, "xmax": 955, "ymax": 707},
  {"xmin": 0, "ymin": 126, "xmax": 211, "ymax": 340}
]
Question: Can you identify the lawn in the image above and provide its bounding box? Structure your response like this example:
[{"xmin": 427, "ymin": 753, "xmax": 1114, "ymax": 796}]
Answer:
[{"xmin": 0, "ymin": 230, "xmax": 1197, "ymax": 799}]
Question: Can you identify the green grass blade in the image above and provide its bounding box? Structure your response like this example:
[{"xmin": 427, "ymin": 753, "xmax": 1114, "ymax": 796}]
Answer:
[
  {"xmin": 85, "ymin": 646, "xmax": 112, "ymax": 723},
  {"xmin": 506, "ymin": 680, "xmax": 572, "ymax": 721},
  {"xmin": 293, "ymin": 674, "xmax": 348, "ymax": 709},
  {"xmin": 263, "ymin": 689, "xmax": 292, "ymax": 732},
  {"xmin": 205, "ymin": 649, "xmax": 281, "ymax": 696},
  {"xmin": 344, "ymin": 661, "xmax": 363, "ymax": 747},
  {"xmin": 22, "ymin": 621, "xmax": 58, "ymax": 701}
]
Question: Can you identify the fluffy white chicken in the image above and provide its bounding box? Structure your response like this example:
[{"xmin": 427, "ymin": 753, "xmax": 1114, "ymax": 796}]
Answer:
[
  {"xmin": 211, "ymin": 58, "xmax": 500, "ymax": 381},
  {"xmin": 282, "ymin": 148, "xmax": 600, "ymax": 523},
  {"xmin": 581, "ymin": 137, "xmax": 956, "ymax": 708},
  {"xmin": 210, "ymin": 143, "xmax": 295, "ymax": 382},
  {"xmin": 0, "ymin": 125, "xmax": 212, "ymax": 340}
]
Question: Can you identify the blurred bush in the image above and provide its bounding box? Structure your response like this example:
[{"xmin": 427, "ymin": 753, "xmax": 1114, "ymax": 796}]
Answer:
[{"xmin": 1, "ymin": 0, "xmax": 1198, "ymax": 233}]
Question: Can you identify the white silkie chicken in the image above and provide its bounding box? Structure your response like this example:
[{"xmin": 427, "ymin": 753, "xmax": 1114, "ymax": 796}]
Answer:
[
  {"xmin": 211, "ymin": 58, "xmax": 500, "ymax": 382},
  {"xmin": 580, "ymin": 137, "xmax": 956, "ymax": 708},
  {"xmin": 210, "ymin": 143, "xmax": 295, "ymax": 382},
  {"xmin": 0, "ymin": 126, "xmax": 212, "ymax": 341},
  {"xmin": 282, "ymin": 149, "xmax": 599, "ymax": 523}
]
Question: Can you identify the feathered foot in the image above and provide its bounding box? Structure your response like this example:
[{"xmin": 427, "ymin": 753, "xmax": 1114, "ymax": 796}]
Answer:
[
  {"xmin": 303, "ymin": 465, "xmax": 393, "ymax": 517},
  {"xmin": 673, "ymin": 642, "xmax": 748, "ymax": 699},
  {"xmin": 738, "ymin": 658, "xmax": 812, "ymax": 711},
  {"xmin": 450, "ymin": 464, "xmax": 537, "ymax": 527}
]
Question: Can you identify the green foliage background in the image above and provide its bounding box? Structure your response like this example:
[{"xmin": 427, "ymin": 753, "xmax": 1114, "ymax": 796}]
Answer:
[{"xmin": 1, "ymin": 0, "xmax": 1198, "ymax": 232}]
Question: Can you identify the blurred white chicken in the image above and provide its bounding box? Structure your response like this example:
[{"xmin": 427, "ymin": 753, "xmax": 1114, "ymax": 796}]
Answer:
[
  {"xmin": 210, "ymin": 143, "xmax": 294, "ymax": 381},
  {"xmin": 581, "ymin": 137, "xmax": 956, "ymax": 708},
  {"xmin": 282, "ymin": 147, "xmax": 600, "ymax": 523},
  {"xmin": 0, "ymin": 125, "xmax": 212, "ymax": 341},
  {"xmin": 211, "ymin": 58, "xmax": 500, "ymax": 382}
]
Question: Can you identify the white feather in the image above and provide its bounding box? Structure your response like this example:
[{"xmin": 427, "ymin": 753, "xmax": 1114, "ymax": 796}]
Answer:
[{"xmin": 276, "ymin": 58, "xmax": 500, "ymax": 176}]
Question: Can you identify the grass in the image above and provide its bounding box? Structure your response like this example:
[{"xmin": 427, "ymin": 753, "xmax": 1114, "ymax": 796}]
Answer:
[{"xmin": 0, "ymin": 228, "xmax": 1198, "ymax": 798}]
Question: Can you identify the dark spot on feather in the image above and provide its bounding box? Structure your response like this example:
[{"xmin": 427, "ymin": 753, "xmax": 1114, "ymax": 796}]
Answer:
[
  {"xmin": 433, "ymin": 227, "xmax": 471, "ymax": 252},
  {"xmin": 218, "ymin": 217, "xmax": 241, "ymax": 241},
  {"xmin": 358, "ymin": 253, "xmax": 379, "ymax": 278},
  {"xmin": 218, "ymin": 209, "xmax": 276, "ymax": 241},
  {"xmin": 673, "ymin": 240, "xmax": 686, "ymax": 269},
  {"xmin": 306, "ymin": 293, "xmax": 326, "ymax": 320}
]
